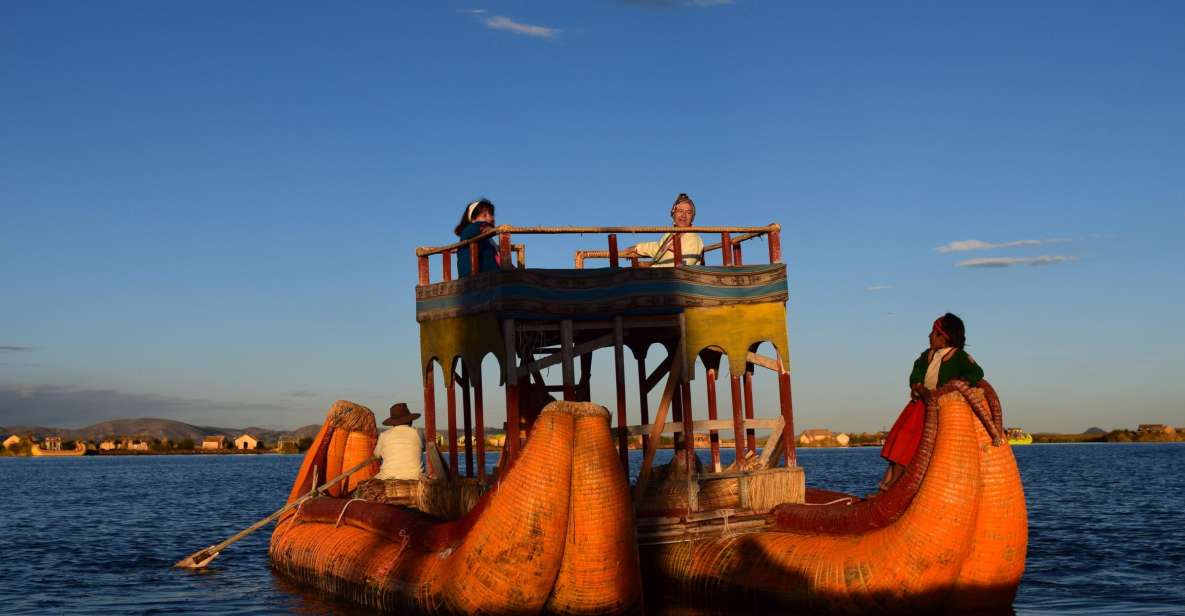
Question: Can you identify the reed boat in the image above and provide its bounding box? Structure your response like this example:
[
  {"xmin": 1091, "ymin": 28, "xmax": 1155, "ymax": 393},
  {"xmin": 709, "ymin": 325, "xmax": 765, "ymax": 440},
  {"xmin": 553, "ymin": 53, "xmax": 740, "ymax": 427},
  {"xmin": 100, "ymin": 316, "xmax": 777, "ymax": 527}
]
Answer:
[
  {"xmin": 31, "ymin": 440, "xmax": 86, "ymax": 456},
  {"xmin": 1007, "ymin": 427, "xmax": 1033, "ymax": 445},
  {"xmin": 270, "ymin": 223, "xmax": 1027, "ymax": 613}
]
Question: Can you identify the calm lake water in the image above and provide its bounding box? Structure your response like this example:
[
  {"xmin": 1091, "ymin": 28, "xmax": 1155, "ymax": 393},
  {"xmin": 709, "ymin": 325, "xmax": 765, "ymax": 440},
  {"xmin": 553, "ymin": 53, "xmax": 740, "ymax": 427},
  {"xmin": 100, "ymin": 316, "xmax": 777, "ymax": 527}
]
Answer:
[{"xmin": 1, "ymin": 443, "xmax": 1182, "ymax": 615}]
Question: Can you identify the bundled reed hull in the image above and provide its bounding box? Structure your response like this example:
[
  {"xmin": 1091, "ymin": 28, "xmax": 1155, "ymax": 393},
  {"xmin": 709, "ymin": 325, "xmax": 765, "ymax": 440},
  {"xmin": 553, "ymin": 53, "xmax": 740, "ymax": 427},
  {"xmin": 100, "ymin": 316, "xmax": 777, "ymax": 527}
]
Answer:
[
  {"xmin": 639, "ymin": 387, "xmax": 1027, "ymax": 613},
  {"xmin": 269, "ymin": 401, "xmax": 641, "ymax": 615},
  {"xmin": 30, "ymin": 442, "xmax": 86, "ymax": 456}
]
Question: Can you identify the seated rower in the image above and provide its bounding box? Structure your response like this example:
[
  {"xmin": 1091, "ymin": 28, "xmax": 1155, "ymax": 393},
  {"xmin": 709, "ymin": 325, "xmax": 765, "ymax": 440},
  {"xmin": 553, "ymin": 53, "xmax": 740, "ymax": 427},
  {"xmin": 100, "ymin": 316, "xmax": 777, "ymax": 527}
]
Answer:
[
  {"xmin": 879, "ymin": 313, "xmax": 984, "ymax": 490},
  {"xmin": 374, "ymin": 402, "xmax": 424, "ymax": 480},
  {"xmin": 624, "ymin": 193, "xmax": 704, "ymax": 267}
]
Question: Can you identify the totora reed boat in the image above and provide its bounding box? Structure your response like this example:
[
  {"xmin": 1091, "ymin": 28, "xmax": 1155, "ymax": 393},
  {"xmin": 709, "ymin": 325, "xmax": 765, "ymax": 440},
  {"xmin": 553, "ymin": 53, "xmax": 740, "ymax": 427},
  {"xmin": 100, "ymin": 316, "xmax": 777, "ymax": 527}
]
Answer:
[{"xmin": 270, "ymin": 223, "xmax": 1027, "ymax": 613}]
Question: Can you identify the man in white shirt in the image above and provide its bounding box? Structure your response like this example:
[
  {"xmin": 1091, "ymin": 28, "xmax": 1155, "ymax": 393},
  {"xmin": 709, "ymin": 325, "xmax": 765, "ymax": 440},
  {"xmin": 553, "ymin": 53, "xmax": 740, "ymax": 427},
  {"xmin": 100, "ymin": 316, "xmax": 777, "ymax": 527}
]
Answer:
[
  {"xmin": 625, "ymin": 193, "xmax": 704, "ymax": 267},
  {"xmin": 374, "ymin": 403, "xmax": 424, "ymax": 480}
]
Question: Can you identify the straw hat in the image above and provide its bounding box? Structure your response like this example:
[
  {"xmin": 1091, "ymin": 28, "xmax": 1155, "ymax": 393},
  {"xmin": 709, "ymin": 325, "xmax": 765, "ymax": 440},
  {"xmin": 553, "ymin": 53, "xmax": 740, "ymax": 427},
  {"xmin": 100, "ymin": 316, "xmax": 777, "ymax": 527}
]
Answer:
[{"xmin": 382, "ymin": 403, "xmax": 421, "ymax": 427}]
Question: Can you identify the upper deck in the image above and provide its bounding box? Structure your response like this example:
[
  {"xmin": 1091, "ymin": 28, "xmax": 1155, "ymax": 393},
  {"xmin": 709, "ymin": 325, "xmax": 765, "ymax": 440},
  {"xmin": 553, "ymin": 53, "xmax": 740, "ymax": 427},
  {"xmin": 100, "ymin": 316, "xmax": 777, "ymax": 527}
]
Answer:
[{"xmin": 415, "ymin": 224, "xmax": 787, "ymax": 322}]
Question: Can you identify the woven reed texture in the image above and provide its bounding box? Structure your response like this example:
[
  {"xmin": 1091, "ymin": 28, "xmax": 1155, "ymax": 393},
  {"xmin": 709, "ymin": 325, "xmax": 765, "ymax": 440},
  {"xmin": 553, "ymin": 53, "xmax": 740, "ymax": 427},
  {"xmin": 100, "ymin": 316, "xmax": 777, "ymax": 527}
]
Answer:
[
  {"xmin": 547, "ymin": 403, "xmax": 642, "ymax": 615},
  {"xmin": 416, "ymin": 477, "xmax": 485, "ymax": 520},
  {"xmin": 639, "ymin": 389, "xmax": 1026, "ymax": 612},
  {"xmin": 271, "ymin": 401, "xmax": 584, "ymax": 614},
  {"xmin": 351, "ymin": 478, "xmax": 419, "ymax": 506}
]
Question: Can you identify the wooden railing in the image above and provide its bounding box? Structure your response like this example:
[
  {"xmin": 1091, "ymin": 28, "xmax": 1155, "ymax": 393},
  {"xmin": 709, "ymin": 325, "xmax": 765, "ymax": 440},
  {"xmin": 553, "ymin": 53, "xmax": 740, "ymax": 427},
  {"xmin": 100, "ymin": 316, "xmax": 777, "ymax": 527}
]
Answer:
[{"xmin": 416, "ymin": 224, "xmax": 781, "ymax": 284}]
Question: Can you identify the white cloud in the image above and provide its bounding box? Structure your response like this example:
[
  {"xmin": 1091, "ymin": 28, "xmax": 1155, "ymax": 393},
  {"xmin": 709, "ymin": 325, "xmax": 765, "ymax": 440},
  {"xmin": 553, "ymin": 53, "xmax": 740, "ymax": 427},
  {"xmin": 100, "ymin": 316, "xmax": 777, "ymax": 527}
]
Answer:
[
  {"xmin": 866, "ymin": 285, "xmax": 894, "ymax": 291},
  {"xmin": 471, "ymin": 14, "xmax": 559, "ymax": 39},
  {"xmin": 956, "ymin": 255, "xmax": 1078, "ymax": 268},
  {"xmin": 935, "ymin": 238, "xmax": 1070, "ymax": 254}
]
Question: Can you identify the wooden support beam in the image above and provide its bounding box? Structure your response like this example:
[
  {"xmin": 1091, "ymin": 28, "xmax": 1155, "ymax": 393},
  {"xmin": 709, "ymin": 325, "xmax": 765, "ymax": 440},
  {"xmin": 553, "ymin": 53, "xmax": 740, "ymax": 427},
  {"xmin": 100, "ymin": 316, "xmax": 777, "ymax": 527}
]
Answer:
[
  {"xmin": 636, "ymin": 355, "xmax": 651, "ymax": 452},
  {"xmin": 755, "ymin": 417, "xmax": 786, "ymax": 470},
  {"xmin": 746, "ymin": 351, "xmax": 783, "ymax": 373},
  {"xmin": 560, "ymin": 320, "xmax": 576, "ymax": 401},
  {"xmin": 643, "ymin": 355, "xmax": 673, "ymax": 394},
  {"xmin": 614, "ymin": 418, "xmax": 782, "ymax": 437},
  {"xmin": 469, "ymin": 238, "xmax": 479, "ymax": 276},
  {"xmin": 672, "ymin": 231, "xmax": 683, "ymax": 268},
  {"xmin": 633, "ymin": 343, "xmax": 683, "ymax": 504},
  {"xmin": 768, "ymin": 227, "xmax": 781, "ymax": 264},
  {"xmin": 730, "ymin": 374, "xmax": 745, "ymax": 468},
  {"xmin": 442, "ymin": 249, "xmax": 452, "ymax": 282},
  {"xmin": 608, "ymin": 234, "xmax": 619, "ymax": 269},
  {"xmin": 779, "ymin": 370, "xmax": 796, "ymax": 467},
  {"xmin": 460, "ymin": 364, "xmax": 473, "ymax": 477},
  {"xmin": 446, "ymin": 362, "xmax": 458, "ymax": 474},
  {"xmin": 706, "ymin": 368, "xmax": 721, "ymax": 472},
  {"xmin": 474, "ymin": 368, "xmax": 485, "ymax": 480},
  {"xmin": 720, "ymin": 232, "xmax": 732, "ymax": 267},
  {"xmin": 733, "ymin": 242, "xmax": 743, "ymax": 265},
  {"xmin": 502, "ymin": 319, "xmax": 519, "ymax": 459},
  {"xmin": 743, "ymin": 371, "xmax": 756, "ymax": 453},
  {"xmin": 518, "ymin": 333, "xmax": 615, "ymax": 378},
  {"xmin": 680, "ymin": 381, "xmax": 694, "ymax": 469},
  {"xmin": 423, "ymin": 363, "xmax": 437, "ymax": 473},
  {"xmin": 614, "ymin": 316, "xmax": 629, "ymax": 473}
]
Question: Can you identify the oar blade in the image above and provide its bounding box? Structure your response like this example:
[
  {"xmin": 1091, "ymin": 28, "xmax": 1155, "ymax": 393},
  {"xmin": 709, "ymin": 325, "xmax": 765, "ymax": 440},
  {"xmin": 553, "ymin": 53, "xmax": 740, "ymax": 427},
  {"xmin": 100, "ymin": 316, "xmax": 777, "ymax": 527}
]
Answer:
[{"xmin": 174, "ymin": 547, "xmax": 219, "ymax": 569}]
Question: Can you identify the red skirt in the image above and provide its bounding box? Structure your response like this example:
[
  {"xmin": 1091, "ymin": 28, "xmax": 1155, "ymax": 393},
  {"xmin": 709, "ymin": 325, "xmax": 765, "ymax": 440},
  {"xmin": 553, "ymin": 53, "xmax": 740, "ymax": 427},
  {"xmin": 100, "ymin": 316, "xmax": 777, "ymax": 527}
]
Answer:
[{"xmin": 881, "ymin": 399, "xmax": 925, "ymax": 466}]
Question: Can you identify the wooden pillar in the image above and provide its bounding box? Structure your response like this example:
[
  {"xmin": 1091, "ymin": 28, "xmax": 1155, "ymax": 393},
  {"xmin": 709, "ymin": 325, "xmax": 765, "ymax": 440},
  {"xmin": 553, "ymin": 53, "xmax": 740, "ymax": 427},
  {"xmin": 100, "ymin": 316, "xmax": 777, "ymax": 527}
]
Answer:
[
  {"xmin": 442, "ymin": 249, "xmax": 452, "ymax": 281},
  {"xmin": 474, "ymin": 367, "xmax": 486, "ymax": 479},
  {"xmin": 706, "ymin": 368, "xmax": 721, "ymax": 472},
  {"xmin": 680, "ymin": 381, "xmax": 695, "ymax": 469},
  {"xmin": 672, "ymin": 231, "xmax": 683, "ymax": 267},
  {"xmin": 446, "ymin": 361, "xmax": 458, "ymax": 473},
  {"xmin": 636, "ymin": 354, "xmax": 651, "ymax": 452},
  {"xmin": 768, "ymin": 228, "xmax": 781, "ymax": 264},
  {"xmin": 502, "ymin": 319, "xmax": 519, "ymax": 459},
  {"xmin": 608, "ymin": 234, "xmax": 619, "ymax": 268},
  {"xmin": 720, "ymin": 232, "xmax": 732, "ymax": 267},
  {"xmin": 418, "ymin": 255, "xmax": 429, "ymax": 285},
  {"xmin": 743, "ymin": 370, "xmax": 756, "ymax": 454},
  {"xmin": 729, "ymin": 373, "xmax": 745, "ymax": 468},
  {"xmin": 613, "ymin": 316, "xmax": 628, "ymax": 472},
  {"xmin": 578, "ymin": 352, "xmax": 593, "ymax": 402},
  {"xmin": 499, "ymin": 233, "xmax": 513, "ymax": 270},
  {"xmin": 560, "ymin": 320, "xmax": 576, "ymax": 401},
  {"xmin": 423, "ymin": 362, "xmax": 437, "ymax": 469},
  {"xmin": 671, "ymin": 376, "xmax": 684, "ymax": 453},
  {"xmin": 733, "ymin": 243, "xmax": 743, "ymax": 266},
  {"xmin": 779, "ymin": 371, "xmax": 797, "ymax": 467},
  {"xmin": 461, "ymin": 364, "xmax": 474, "ymax": 477}
]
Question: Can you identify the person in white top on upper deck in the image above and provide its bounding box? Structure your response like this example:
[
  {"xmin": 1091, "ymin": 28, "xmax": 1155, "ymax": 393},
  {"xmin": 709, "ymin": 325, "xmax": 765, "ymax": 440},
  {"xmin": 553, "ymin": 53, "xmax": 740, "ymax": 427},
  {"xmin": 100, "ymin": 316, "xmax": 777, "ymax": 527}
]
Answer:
[
  {"xmin": 625, "ymin": 193, "xmax": 704, "ymax": 267},
  {"xmin": 373, "ymin": 403, "xmax": 424, "ymax": 480}
]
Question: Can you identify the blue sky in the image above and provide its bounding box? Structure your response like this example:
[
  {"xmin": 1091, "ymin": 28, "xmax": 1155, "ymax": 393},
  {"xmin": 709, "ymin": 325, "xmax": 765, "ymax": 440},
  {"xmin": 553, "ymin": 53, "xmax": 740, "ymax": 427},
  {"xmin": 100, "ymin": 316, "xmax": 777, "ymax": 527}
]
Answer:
[{"xmin": 2, "ymin": 1, "xmax": 1182, "ymax": 433}]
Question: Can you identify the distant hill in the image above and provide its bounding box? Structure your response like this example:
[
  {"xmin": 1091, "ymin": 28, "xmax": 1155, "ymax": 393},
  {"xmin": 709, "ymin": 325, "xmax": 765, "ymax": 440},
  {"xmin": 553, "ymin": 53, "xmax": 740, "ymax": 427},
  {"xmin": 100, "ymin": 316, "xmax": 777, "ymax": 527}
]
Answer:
[
  {"xmin": 1083, "ymin": 427, "xmax": 1107, "ymax": 435},
  {"xmin": 5, "ymin": 418, "xmax": 321, "ymax": 444}
]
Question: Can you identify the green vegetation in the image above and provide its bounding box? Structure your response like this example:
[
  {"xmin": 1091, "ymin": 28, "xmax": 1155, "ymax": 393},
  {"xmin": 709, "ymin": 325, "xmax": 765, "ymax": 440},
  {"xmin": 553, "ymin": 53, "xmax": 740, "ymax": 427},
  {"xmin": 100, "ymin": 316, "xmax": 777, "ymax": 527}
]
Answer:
[
  {"xmin": 1033, "ymin": 430, "xmax": 1184, "ymax": 444},
  {"xmin": 3, "ymin": 439, "xmax": 33, "ymax": 456},
  {"xmin": 297, "ymin": 437, "xmax": 314, "ymax": 452}
]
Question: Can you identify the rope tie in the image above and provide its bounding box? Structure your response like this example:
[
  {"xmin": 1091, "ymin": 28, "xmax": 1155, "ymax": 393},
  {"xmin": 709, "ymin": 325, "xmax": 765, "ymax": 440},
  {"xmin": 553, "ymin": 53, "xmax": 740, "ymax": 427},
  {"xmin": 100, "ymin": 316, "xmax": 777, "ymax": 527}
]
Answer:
[
  {"xmin": 334, "ymin": 498, "xmax": 367, "ymax": 528},
  {"xmin": 804, "ymin": 497, "xmax": 854, "ymax": 507}
]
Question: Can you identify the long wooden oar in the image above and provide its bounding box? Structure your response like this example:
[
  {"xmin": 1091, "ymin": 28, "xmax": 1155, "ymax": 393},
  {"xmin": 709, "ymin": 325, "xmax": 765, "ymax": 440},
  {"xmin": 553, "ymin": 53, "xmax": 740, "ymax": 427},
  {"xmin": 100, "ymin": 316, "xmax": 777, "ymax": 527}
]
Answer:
[{"xmin": 174, "ymin": 455, "xmax": 378, "ymax": 569}]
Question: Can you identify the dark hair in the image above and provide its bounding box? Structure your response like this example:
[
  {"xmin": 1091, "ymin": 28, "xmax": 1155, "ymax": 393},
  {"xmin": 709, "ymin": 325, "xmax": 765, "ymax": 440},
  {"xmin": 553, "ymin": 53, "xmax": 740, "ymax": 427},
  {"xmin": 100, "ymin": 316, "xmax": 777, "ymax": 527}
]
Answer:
[
  {"xmin": 454, "ymin": 199, "xmax": 495, "ymax": 237},
  {"xmin": 670, "ymin": 193, "xmax": 696, "ymax": 221},
  {"xmin": 937, "ymin": 312, "xmax": 967, "ymax": 349}
]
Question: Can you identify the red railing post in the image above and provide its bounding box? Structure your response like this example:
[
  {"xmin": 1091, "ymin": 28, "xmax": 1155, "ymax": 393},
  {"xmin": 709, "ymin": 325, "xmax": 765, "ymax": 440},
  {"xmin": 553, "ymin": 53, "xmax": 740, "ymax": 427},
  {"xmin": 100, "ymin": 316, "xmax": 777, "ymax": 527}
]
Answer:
[
  {"xmin": 733, "ymin": 243, "xmax": 743, "ymax": 266},
  {"xmin": 720, "ymin": 232, "xmax": 733, "ymax": 267},
  {"xmin": 608, "ymin": 234, "xmax": 619, "ymax": 269},
  {"xmin": 672, "ymin": 231, "xmax": 683, "ymax": 267},
  {"xmin": 499, "ymin": 233, "xmax": 513, "ymax": 270},
  {"xmin": 768, "ymin": 226, "xmax": 781, "ymax": 264},
  {"xmin": 418, "ymin": 255, "xmax": 430, "ymax": 285},
  {"xmin": 442, "ymin": 249, "xmax": 452, "ymax": 282}
]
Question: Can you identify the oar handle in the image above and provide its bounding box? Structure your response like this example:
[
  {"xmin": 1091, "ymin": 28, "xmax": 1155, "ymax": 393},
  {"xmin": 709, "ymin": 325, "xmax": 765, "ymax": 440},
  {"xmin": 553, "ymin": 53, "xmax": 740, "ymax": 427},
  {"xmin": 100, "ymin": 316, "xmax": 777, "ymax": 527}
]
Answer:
[{"xmin": 183, "ymin": 455, "xmax": 379, "ymax": 565}]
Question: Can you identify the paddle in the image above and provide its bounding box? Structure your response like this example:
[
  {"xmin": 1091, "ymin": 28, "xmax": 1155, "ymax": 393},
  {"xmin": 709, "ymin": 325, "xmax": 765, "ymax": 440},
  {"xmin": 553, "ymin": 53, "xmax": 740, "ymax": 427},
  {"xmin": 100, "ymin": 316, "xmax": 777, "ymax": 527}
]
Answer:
[{"xmin": 174, "ymin": 455, "xmax": 378, "ymax": 569}]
